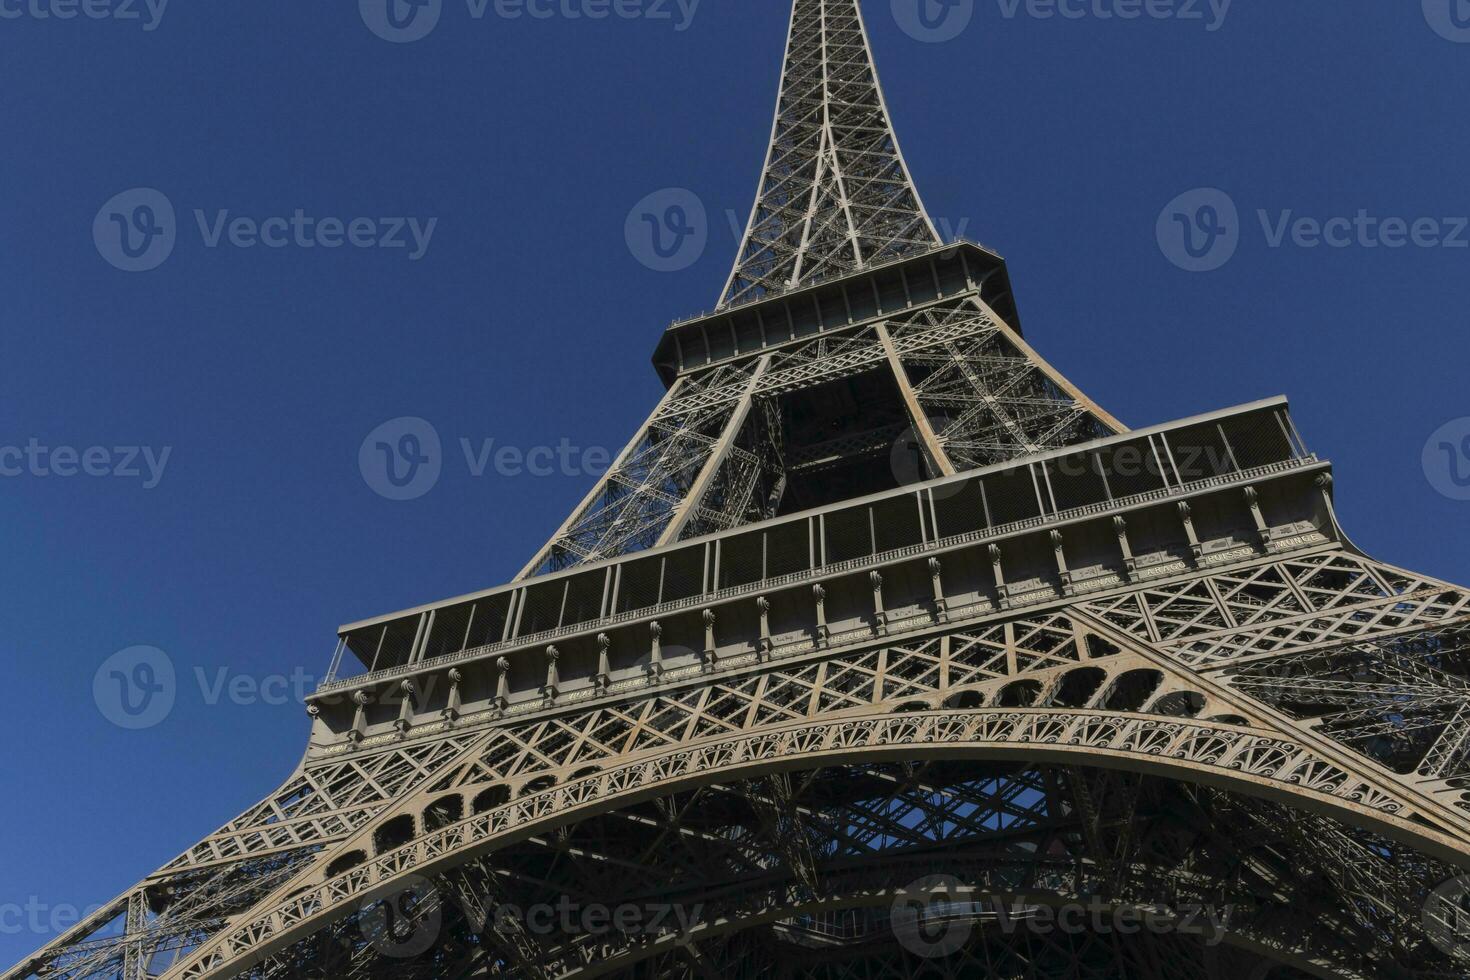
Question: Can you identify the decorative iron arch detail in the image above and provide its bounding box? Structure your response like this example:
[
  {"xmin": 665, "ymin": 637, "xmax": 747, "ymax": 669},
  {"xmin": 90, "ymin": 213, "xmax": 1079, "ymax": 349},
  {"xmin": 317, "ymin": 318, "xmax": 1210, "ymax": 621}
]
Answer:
[{"xmin": 167, "ymin": 708, "xmax": 1465, "ymax": 979}]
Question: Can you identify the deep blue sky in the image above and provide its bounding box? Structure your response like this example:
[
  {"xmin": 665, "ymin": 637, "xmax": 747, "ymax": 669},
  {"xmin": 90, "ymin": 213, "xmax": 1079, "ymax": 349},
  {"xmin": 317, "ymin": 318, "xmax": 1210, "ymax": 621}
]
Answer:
[{"xmin": 3, "ymin": 0, "xmax": 1469, "ymax": 965}]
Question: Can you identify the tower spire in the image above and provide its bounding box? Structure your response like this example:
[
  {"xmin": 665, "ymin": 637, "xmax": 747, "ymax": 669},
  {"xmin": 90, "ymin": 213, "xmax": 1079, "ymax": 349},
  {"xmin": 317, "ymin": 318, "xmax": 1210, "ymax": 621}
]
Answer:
[{"xmin": 721, "ymin": 0, "xmax": 941, "ymax": 309}]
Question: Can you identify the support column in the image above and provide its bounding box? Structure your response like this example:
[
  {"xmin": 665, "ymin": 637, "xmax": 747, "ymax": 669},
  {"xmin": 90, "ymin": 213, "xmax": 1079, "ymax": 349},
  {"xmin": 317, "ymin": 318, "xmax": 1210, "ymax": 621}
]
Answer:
[
  {"xmin": 757, "ymin": 598, "xmax": 773, "ymax": 660},
  {"xmin": 657, "ymin": 355, "xmax": 775, "ymax": 547},
  {"xmin": 871, "ymin": 571, "xmax": 888, "ymax": 632},
  {"xmin": 876, "ymin": 322, "xmax": 956, "ymax": 478}
]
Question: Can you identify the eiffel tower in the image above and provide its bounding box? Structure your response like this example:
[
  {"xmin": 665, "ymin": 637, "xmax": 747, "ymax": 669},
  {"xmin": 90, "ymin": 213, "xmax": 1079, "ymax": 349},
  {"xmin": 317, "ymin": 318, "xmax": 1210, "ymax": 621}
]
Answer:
[{"xmin": 14, "ymin": 2, "xmax": 1470, "ymax": 978}]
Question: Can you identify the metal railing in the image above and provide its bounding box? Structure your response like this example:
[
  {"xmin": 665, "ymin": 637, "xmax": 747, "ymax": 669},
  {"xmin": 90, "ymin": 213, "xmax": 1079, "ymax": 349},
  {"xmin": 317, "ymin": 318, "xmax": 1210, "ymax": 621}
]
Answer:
[{"xmin": 315, "ymin": 455, "xmax": 1319, "ymax": 696}]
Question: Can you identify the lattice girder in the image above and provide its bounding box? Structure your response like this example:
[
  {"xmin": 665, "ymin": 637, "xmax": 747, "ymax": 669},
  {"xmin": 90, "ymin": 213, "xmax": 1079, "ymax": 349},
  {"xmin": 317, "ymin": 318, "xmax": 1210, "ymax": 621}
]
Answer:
[
  {"xmin": 721, "ymin": 0, "xmax": 940, "ymax": 309},
  {"xmin": 238, "ymin": 759, "xmax": 1459, "ymax": 979},
  {"xmin": 122, "ymin": 594, "xmax": 1470, "ymax": 979}
]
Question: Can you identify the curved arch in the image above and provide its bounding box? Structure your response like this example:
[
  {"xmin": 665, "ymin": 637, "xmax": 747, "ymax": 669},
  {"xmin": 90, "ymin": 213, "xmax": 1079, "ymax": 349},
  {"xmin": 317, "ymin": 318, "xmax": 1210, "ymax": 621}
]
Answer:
[
  {"xmin": 1153, "ymin": 690, "xmax": 1207, "ymax": 718},
  {"xmin": 322, "ymin": 850, "xmax": 366, "ymax": 879},
  {"xmin": 471, "ymin": 785, "xmax": 509, "ymax": 814},
  {"xmin": 1052, "ymin": 666, "xmax": 1107, "ymax": 708},
  {"xmin": 371, "ymin": 815, "xmax": 414, "ymax": 855},
  {"xmin": 1102, "ymin": 668, "xmax": 1164, "ymax": 712},
  {"xmin": 996, "ymin": 679, "xmax": 1042, "ymax": 707},
  {"xmin": 519, "ymin": 775, "xmax": 558, "ymax": 797},
  {"xmin": 944, "ymin": 689, "xmax": 985, "ymax": 710},
  {"xmin": 169, "ymin": 708, "xmax": 1468, "ymax": 979},
  {"xmin": 422, "ymin": 794, "xmax": 463, "ymax": 832}
]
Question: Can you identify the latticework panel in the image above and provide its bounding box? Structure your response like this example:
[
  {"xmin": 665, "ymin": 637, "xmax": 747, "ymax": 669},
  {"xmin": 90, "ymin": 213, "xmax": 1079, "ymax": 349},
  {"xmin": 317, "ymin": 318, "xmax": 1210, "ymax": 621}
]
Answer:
[
  {"xmin": 242, "ymin": 761, "xmax": 1460, "ymax": 980},
  {"xmin": 521, "ymin": 362, "xmax": 763, "ymax": 575},
  {"xmin": 721, "ymin": 0, "xmax": 940, "ymax": 309}
]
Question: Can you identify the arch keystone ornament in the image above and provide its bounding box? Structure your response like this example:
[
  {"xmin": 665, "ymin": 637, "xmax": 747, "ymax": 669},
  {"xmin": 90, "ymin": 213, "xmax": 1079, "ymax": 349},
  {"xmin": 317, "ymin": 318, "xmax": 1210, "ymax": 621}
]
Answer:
[{"xmin": 12, "ymin": 2, "xmax": 1470, "ymax": 978}]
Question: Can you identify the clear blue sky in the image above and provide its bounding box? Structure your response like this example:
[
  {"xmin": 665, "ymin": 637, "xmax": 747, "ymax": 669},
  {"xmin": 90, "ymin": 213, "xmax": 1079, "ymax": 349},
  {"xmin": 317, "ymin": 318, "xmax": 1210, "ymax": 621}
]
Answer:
[{"xmin": 3, "ymin": 0, "xmax": 1469, "ymax": 966}]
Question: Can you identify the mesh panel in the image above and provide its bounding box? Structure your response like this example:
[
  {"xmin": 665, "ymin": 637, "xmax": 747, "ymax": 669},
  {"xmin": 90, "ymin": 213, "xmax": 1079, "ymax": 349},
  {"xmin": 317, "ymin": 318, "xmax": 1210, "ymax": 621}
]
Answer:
[
  {"xmin": 1046, "ymin": 455, "xmax": 1109, "ymax": 511},
  {"xmin": 767, "ymin": 521, "xmax": 812, "ymax": 577},
  {"xmin": 1163, "ymin": 423, "xmax": 1236, "ymax": 483},
  {"xmin": 465, "ymin": 594, "xmax": 512, "ymax": 650},
  {"xmin": 721, "ymin": 532, "xmax": 765, "ymax": 589},
  {"xmin": 1221, "ymin": 412, "xmax": 1295, "ymax": 469},
  {"xmin": 873, "ymin": 494, "xmax": 924, "ymax": 551},
  {"xmin": 375, "ymin": 617, "xmax": 421, "ymax": 671},
  {"xmin": 824, "ymin": 506, "xmax": 873, "ymax": 563},
  {"xmin": 931, "ymin": 481, "xmax": 985, "ymax": 539},
  {"xmin": 1096, "ymin": 438, "xmax": 1167, "ymax": 498},
  {"xmin": 421, "ymin": 602, "xmax": 475, "ymax": 661},
  {"xmin": 519, "ymin": 581, "xmax": 566, "ymax": 635},
  {"xmin": 661, "ymin": 546, "xmax": 706, "ymax": 603},
  {"xmin": 562, "ymin": 571, "xmax": 605, "ymax": 628},
  {"xmin": 985, "ymin": 467, "xmax": 1042, "ymax": 525},
  {"xmin": 343, "ymin": 628, "xmax": 380, "ymax": 668},
  {"xmin": 617, "ymin": 555, "xmax": 663, "ymax": 614}
]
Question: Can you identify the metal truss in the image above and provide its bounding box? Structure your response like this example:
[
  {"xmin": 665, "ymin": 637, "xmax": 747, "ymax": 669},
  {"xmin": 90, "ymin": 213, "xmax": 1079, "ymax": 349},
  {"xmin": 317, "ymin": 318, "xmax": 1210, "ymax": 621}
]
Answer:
[
  {"xmin": 720, "ymin": 0, "xmax": 940, "ymax": 309},
  {"xmin": 22, "ymin": 549, "xmax": 1470, "ymax": 980},
  {"xmin": 524, "ymin": 297, "xmax": 1121, "ymax": 576},
  {"xmin": 236, "ymin": 759, "xmax": 1459, "ymax": 980},
  {"xmin": 10, "ymin": 1, "xmax": 1470, "ymax": 978}
]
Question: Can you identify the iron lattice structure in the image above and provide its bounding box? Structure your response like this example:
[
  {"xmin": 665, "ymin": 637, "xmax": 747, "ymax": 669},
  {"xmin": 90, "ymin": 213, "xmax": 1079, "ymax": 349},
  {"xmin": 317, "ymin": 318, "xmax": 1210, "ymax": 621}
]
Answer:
[{"xmin": 12, "ymin": 2, "xmax": 1470, "ymax": 979}]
